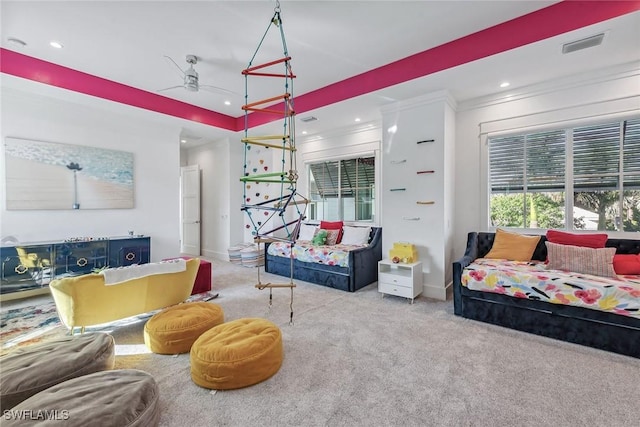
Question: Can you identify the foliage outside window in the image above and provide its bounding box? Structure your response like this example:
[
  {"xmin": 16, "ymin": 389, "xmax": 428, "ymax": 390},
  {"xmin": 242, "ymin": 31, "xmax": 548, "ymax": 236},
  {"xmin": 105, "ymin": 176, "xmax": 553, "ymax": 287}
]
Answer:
[
  {"xmin": 308, "ymin": 157, "xmax": 375, "ymax": 222},
  {"xmin": 489, "ymin": 117, "xmax": 640, "ymax": 232}
]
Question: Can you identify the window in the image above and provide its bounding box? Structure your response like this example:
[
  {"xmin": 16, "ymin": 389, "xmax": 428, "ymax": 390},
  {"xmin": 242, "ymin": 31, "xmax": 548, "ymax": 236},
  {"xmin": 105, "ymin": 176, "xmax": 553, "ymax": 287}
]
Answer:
[
  {"xmin": 308, "ymin": 156, "xmax": 375, "ymax": 221},
  {"xmin": 488, "ymin": 117, "xmax": 640, "ymax": 232}
]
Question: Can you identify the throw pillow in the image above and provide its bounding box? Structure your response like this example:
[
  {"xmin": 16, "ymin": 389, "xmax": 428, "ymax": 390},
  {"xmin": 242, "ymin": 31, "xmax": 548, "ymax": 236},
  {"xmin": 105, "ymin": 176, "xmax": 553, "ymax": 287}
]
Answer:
[
  {"xmin": 341, "ymin": 226, "xmax": 371, "ymax": 245},
  {"xmin": 320, "ymin": 221, "xmax": 344, "ymax": 243},
  {"xmin": 311, "ymin": 229, "xmax": 328, "ymax": 246},
  {"xmin": 324, "ymin": 229, "xmax": 341, "ymax": 246},
  {"xmin": 612, "ymin": 254, "xmax": 640, "ymax": 275},
  {"xmin": 297, "ymin": 223, "xmax": 317, "ymax": 241},
  {"xmin": 484, "ymin": 228, "xmax": 541, "ymax": 261},
  {"xmin": 546, "ymin": 229, "xmax": 608, "ymax": 248},
  {"xmin": 545, "ymin": 241, "xmax": 617, "ymax": 278}
]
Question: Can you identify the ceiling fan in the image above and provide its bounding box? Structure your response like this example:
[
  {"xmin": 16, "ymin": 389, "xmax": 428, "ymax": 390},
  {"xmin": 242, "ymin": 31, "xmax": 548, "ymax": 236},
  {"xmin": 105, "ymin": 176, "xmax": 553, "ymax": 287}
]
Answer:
[{"xmin": 158, "ymin": 54, "xmax": 236, "ymax": 95}]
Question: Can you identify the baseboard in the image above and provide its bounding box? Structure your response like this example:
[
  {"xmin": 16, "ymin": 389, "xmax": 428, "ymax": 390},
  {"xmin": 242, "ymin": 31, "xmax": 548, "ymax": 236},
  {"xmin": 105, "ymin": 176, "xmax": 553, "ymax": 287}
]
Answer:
[
  {"xmin": 202, "ymin": 249, "xmax": 228, "ymax": 261},
  {"xmin": 422, "ymin": 282, "xmax": 451, "ymax": 301}
]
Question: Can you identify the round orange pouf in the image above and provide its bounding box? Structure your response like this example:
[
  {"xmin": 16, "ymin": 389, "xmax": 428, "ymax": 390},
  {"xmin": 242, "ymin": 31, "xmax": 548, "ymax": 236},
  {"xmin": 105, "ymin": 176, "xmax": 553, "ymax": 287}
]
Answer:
[
  {"xmin": 190, "ymin": 318, "xmax": 283, "ymax": 390},
  {"xmin": 144, "ymin": 302, "xmax": 224, "ymax": 354}
]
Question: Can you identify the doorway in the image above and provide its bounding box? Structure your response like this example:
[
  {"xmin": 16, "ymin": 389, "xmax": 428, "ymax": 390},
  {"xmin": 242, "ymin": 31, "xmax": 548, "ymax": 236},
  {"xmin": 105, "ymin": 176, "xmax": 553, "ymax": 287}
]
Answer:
[{"xmin": 180, "ymin": 165, "xmax": 201, "ymax": 256}]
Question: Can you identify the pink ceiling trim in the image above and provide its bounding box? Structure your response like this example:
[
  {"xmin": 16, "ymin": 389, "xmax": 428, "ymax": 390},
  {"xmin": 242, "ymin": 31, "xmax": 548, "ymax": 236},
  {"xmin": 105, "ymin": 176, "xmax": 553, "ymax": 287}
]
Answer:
[
  {"xmin": 1, "ymin": 1, "xmax": 638, "ymax": 132},
  {"xmin": 242, "ymin": 0, "xmax": 640, "ymax": 129},
  {"xmin": 0, "ymin": 48, "xmax": 237, "ymax": 131}
]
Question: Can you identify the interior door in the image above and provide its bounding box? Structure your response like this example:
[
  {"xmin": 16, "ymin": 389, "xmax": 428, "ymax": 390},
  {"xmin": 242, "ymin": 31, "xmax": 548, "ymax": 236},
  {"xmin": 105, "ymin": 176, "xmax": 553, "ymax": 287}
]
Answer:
[{"xmin": 180, "ymin": 165, "xmax": 201, "ymax": 256}]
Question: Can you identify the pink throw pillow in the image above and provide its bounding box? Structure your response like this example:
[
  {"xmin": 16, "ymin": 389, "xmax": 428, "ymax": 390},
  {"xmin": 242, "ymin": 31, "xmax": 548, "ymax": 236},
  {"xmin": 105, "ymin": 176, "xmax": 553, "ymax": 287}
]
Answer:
[
  {"xmin": 613, "ymin": 254, "xmax": 640, "ymax": 275},
  {"xmin": 320, "ymin": 221, "xmax": 344, "ymax": 244},
  {"xmin": 546, "ymin": 229, "xmax": 608, "ymax": 248}
]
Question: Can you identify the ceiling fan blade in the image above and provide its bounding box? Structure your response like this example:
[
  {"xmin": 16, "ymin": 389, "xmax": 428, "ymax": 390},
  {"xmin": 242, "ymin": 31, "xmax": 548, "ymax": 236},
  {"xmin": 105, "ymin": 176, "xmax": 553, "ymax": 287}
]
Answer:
[
  {"xmin": 199, "ymin": 84, "xmax": 238, "ymax": 95},
  {"xmin": 164, "ymin": 55, "xmax": 186, "ymax": 78},
  {"xmin": 157, "ymin": 85, "xmax": 184, "ymax": 92}
]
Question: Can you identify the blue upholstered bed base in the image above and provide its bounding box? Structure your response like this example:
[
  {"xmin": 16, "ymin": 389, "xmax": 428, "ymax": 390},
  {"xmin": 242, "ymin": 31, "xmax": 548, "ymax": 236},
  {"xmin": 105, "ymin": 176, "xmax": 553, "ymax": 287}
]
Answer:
[
  {"xmin": 453, "ymin": 232, "xmax": 640, "ymax": 358},
  {"xmin": 264, "ymin": 227, "xmax": 382, "ymax": 292}
]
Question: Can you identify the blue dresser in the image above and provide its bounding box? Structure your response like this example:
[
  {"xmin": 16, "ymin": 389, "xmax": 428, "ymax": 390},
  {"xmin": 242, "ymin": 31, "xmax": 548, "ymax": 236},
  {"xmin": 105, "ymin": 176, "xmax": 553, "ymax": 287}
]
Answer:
[{"xmin": 0, "ymin": 236, "xmax": 150, "ymax": 298}]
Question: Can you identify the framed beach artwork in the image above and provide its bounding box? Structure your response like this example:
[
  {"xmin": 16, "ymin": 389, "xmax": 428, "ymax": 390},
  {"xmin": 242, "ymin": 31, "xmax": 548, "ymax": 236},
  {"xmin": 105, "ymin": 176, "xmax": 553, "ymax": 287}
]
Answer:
[{"xmin": 4, "ymin": 137, "xmax": 134, "ymax": 210}]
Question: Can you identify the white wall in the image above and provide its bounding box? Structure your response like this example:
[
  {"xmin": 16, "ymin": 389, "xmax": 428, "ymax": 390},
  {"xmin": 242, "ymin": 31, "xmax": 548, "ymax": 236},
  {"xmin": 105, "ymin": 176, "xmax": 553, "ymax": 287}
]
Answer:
[
  {"xmin": 453, "ymin": 64, "xmax": 640, "ymax": 260},
  {"xmin": 1, "ymin": 88, "xmax": 183, "ymax": 262},
  {"xmin": 380, "ymin": 92, "xmax": 456, "ymax": 300}
]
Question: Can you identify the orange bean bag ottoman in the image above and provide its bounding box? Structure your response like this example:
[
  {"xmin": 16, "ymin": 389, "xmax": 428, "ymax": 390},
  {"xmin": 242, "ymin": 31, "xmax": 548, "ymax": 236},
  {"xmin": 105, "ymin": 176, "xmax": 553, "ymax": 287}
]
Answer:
[
  {"xmin": 190, "ymin": 318, "xmax": 283, "ymax": 390},
  {"xmin": 144, "ymin": 302, "xmax": 224, "ymax": 354}
]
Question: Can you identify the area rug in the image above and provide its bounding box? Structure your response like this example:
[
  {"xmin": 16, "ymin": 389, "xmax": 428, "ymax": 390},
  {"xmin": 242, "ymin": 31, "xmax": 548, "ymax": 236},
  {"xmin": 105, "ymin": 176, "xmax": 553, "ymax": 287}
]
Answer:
[{"xmin": 0, "ymin": 290, "xmax": 219, "ymax": 355}]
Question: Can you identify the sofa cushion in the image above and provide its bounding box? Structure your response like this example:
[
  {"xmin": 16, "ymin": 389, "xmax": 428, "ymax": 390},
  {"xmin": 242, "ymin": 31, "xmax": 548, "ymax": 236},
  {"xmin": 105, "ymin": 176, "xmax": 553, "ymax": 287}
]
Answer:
[
  {"xmin": 484, "ymin": 229, "xmax": 541, "ymax": 261},
  {"xmin": 546, "ymin": 229, "xmax": 608, "ymax": 248},
  {"xmin": 341, "ymin": 226, "xmax": 371, "ymax": 245},
  {"xmin": 546, "ymin": 241, "xmax": 617, "ymax": 278},
  {"xmin": 324, "ymin": 229, "xmax": 340, "ymax": 245},
  {"xmin": 297, "ymin": 223, "xmax": 317, "ymax": 241},
  {"xmin": 613, "ymin": 254, "xmax": 640, "ymax": 275},
  {"xmin": 320, "ymin": 221, "xmax": 344, "ymax": 243}
]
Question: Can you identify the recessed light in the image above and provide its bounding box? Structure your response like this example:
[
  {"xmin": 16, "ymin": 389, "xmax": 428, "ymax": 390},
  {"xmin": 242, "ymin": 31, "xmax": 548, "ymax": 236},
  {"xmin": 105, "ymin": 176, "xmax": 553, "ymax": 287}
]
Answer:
[
  {"xmin": 500, "ymin": 82, "xmax": 510, "ymax": 88},
  {"xmin": 224, "ymin": 100, "xmax": 231, "ymax": 106},
  {"xmin": 180, "ymin": 139, "xmax": 187, "ymax": 144},
  {"xmin": 302, "ymin": 131, "xmax": 308, "ymax": 135},
  {"xmin": 7, "ymin": 37, "xmax": 27, "ymax": 48},
  {"xmin": 355, "ymin": 118, "xmax": 361, "ymax": 122},
  {"xmin": 49, "ymin": 41, "xmax": 63, "ymax": 49}
]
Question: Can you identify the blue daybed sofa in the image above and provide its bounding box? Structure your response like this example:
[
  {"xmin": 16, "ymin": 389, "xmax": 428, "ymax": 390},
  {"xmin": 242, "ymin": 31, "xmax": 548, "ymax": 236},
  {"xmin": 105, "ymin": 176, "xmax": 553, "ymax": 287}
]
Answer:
[
  {"xmin": 453, "ymin": 231, "xmax": 640, "ymax": 358},
  {"xmin": 264, "ymin": 227, "xmax": 382, "ymax": 292}
]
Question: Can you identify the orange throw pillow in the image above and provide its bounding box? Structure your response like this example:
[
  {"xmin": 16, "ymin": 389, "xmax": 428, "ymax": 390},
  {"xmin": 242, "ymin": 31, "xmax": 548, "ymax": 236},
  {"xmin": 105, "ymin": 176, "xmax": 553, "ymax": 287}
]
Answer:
[{"xmin": 484, "ymin": 229, "xmax": 541, "ymax": 261}]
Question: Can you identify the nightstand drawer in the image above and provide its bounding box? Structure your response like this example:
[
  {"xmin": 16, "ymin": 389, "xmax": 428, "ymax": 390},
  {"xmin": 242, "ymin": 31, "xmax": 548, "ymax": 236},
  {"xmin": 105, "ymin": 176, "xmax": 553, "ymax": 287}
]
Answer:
[
  {"xmin": 378, "ymin": 282, "xmax": 414, "ymax": 298},
  {"xmin": 378, "ymin": 272, "xmax": 413, "ymax": 287}
]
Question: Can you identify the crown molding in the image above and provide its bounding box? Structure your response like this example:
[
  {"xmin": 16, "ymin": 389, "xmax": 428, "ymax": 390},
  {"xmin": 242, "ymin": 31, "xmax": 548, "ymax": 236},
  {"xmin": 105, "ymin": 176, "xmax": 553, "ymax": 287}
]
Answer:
[
  {"xmin": 457, "ymin": 61, "xmax": 640, "ymax": 112},
  {"xmin": 297, "ymin": 120, "xmax": 381, "ymax": 144},
  {"xmin": 379, "ymin": 90, "xmax": 457, "ymax": 115}
]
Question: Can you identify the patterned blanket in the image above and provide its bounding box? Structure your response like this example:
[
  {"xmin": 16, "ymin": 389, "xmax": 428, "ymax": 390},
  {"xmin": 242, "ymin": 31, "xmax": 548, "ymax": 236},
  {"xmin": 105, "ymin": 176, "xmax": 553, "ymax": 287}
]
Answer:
[
  {"xmin": 461, "ymin": 259, "xmax": 640, "ymax": 319},
  {"xmin": 267, "ymin": 241, "xmax": 368, "ymax": 268}
]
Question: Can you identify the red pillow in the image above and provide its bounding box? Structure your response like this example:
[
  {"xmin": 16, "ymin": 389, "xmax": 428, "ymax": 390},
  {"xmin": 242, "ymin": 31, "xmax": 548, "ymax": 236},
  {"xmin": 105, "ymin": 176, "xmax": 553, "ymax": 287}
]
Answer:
[
  {"xmin": 320, "ymin": 221, "xmax": 344, "ymax": 244},
  {"xmin": 613, "ymin": 254, "xmax": 640, "ymax": 275},
  {"xmin": 546, "ymin": 230, "xmax": 608, "ymax": 248}
]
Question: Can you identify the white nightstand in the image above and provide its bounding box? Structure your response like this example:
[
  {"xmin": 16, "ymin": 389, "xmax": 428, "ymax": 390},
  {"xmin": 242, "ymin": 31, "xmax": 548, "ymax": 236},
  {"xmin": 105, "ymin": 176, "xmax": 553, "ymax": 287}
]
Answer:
[{"xmin": 378, "ymin": 259, "xmax": 423, "ymax": 303}]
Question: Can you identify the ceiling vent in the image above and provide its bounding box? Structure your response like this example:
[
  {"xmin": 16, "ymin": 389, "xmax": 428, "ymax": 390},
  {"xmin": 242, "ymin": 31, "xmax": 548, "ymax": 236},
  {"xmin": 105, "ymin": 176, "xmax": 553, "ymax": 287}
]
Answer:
[
  {"xmin": 300, "ymin": 116, "xmax": 318, "ymax": 123},
  {"xmin": 562, "ymin": 33, "xmax": 605, "ymax": 54}
]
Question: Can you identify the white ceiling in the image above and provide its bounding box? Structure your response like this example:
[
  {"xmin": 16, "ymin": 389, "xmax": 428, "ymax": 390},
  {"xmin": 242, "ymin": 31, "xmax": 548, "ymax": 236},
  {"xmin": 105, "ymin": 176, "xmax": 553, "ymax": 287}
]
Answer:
[{"xmin": 2, "ymin": 1, "xmax": 639, "ymax": 146}]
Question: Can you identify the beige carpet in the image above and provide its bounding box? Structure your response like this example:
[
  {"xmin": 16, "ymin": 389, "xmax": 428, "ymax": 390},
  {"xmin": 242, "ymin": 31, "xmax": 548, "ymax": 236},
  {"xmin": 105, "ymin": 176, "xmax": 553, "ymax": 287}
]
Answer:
[{"xmin": 4, "ymin": 259, "xmax": 640, "ymax": 426}]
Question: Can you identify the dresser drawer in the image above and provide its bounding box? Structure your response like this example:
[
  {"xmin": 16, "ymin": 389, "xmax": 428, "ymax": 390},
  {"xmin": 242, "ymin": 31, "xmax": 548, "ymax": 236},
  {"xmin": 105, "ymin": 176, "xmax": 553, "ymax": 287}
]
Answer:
[
  {"xmin": 378, "ymin": 281, "xmax": 415, "ymax": 299},
  {"xmin": 378, "ymin": 272, "xmax": 413, "ymax": 287}
]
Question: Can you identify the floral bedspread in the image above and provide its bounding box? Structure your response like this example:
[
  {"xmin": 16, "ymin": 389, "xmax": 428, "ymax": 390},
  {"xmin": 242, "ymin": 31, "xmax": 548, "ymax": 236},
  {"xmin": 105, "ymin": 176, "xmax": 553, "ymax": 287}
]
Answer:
[
  {"xmin": 267, "ymin": 241, "xmax": 367, "ymax": 268},
  {"xmin": 462, "ymin": 259, "xmax": 640, "ymax": 319}
]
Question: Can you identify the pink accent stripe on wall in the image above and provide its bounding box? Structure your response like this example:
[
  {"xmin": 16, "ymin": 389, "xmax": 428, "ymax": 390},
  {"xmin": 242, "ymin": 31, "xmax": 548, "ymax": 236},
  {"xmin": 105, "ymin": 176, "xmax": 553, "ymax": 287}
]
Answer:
[
  {"xmin": 2, "ymin": 1, "xmax": 638, "ymax": 132},
  {"xmin": 0, "ymin": 48, "xmax": 237, "ymax": 131},
  {"xmin": 240, "ymin": 0, "xmax": 640, "ymax": 129}
]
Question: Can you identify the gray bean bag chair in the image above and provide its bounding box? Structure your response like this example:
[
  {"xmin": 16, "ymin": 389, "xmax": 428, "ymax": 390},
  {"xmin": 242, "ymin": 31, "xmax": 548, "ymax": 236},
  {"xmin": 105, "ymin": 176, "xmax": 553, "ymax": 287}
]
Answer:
[{"xmin": 0, "ymin": 332, "xmax": 115, "ymax": 409}]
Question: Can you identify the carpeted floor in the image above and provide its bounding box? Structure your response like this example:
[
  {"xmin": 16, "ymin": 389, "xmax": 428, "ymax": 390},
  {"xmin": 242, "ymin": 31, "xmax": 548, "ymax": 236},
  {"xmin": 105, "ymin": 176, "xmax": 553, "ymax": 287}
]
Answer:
[{"xmin": 2, "ymin": 259, "xmax": 639, "ymax": 426}]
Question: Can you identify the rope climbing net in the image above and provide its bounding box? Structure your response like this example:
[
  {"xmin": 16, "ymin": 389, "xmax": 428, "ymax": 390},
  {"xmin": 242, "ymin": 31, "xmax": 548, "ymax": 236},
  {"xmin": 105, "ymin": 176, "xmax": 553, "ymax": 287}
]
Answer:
[{"xmin": 241, "ymin": 1, "xmax": 307, "ymax": 324}]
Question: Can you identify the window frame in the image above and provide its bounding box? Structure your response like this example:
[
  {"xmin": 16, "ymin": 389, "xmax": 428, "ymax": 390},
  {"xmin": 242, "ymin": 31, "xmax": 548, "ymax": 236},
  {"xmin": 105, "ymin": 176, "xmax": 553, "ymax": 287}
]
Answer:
[
  {"xmin": 306, "ymin": 154, "xmax": 377, "ymax": 223},
  {"xmin": 483, "ymin": 115, "xmax": 640, "ymax": 235}
]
